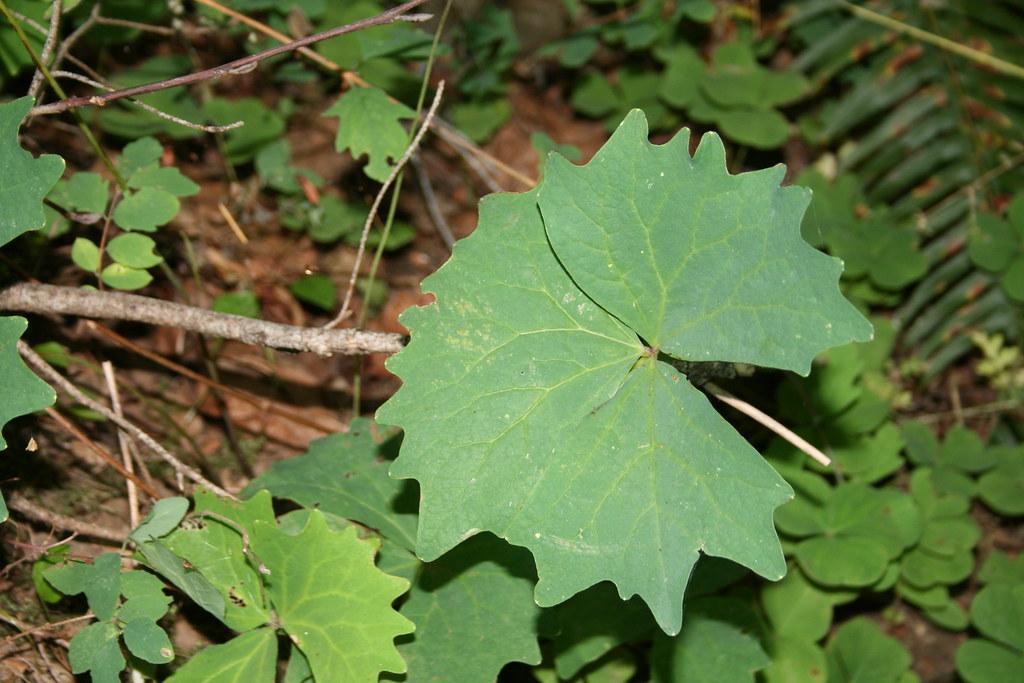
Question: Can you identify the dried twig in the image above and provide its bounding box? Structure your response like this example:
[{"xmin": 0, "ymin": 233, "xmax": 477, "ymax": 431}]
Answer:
[
  {"xmin": 6, "ymin": 495, "xmax": 125, "ymax": 544},
  {"xmin": 51, "ymin": 70, "xmax": 243, "ymax": 133},
  {"xmin": 191, "ymin": 0, "xmax": 534, "ymax": 190},
  {"xmin": 412, "ymin": 153, "xmax": 455, "ymax": 249},
  {"xmin": 0, "ymin": 283, "xmax": 404, "ymax": 355},
  {"xmin": 707, "ymin": 383, "xmax": 832, "ymax": 467},
  {"xmin": 327, "ymin": 82, "xmax": 445, "ymax": 328},
  {"xmin": 26, "ymin": 0, "xmax": 60, "ymax": 100},
  {"xmin": 31, "ymin": 0, "xmax": 431, "ymax": 117},
  {"xmin": 101, "ymin": 362, "xmax": 140, "ymax": 528},
  {"xmin": 43, "ymin": 407, "xmax": 159, "ymax": 498},
  {"xmin": 19, "ymin": 342, "xmax": 235, "ymax": 499}
]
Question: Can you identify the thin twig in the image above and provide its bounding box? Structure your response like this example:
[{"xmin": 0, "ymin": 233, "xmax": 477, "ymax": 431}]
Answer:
[
  {"xmin": 51, "ymin": 71, "xmax": 243, "ymax": 133},
  {"xmin": 26, "ymin": 0, "xmax": 60, "ymax": 100},
  {"xmin": 412, "ymin": 153, "xmax": 455, "ymax": 249},
  {"xmin": 0, "ymin": 283, "xmax": 404, "ymax": 355},
  {"xmin": 86, "ymin": 321, "xmax": 340, "ymax": 435},
  {"xmin": 707, "ymin": 383, "xmax": 832, "ymax": 467},
  {"xmin": 192, "ymin": 0, "xmax": 535, "ymax": 190},
  {"xmin": 0, "ymin": 614, "xmax": 93, "ymax": 647},
  {"xmin": 19, "ymin": 342, "xmax": 235, "ymax": 499},
  {"xmin": 101, "ymin": 362, "xmax": 140, "ymax": 528},
  {"xmin": 7, "ymin": 495, "xmax": 125, "ymax": 544},
  {"xmin": 49, "ymin": 2, "xmax": 97, "ymax": 75},
  {"xmin": 444, "ymin": 128, "xmax": 506, "ymax": 192},
  {"xmin": 327, "ymin": 82, "xmax": 445, "ymax": 328},
  {"xmin": 839, "ymin": 0, "xmax": 1024, "ymax": 80},
  {"xmin": 93, "ymin": 14, "xmax": 178, "ymax": 36},
  {"xmin": 31, "ymin": 0, "xmax": 431, "ymax": 117},
  {"xmin": 43, "ymin": 407, "xmax": 159, "ymax": 498}
]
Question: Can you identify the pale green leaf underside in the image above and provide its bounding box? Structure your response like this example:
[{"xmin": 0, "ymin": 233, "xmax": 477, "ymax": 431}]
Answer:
[
  {"xmin": 251, "ymin": 511, "xmax": 413, "ymax": 682},
  {"xmin": 538, "ymin": 110, "xmax": 872, "ymax": 375},
  {"xmin": 380, "ymin": 186, "xmax": 791, "ymax": 634},
  {"xmin": 165, "ymin": 628, "xmax": 277, "ymax": 683},
  {"xmin": 0, "ymin": 97, "xmax": 64, "ymax": 248}
]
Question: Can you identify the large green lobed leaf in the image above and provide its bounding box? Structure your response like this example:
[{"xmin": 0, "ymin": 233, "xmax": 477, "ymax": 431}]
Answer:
[
  {"xmin": 0, "ymin": 97, "xmax": 64, "ymax": 247},
  {"xmin": 538, "ymin": 111, "xmax": 870, "ymax": 373},
  {"xmin": 380, "ymin": 110, "xmax": 869, "ymax": 635}
]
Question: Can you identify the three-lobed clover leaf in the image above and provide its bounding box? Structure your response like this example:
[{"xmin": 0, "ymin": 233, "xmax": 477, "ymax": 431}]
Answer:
[
  {"xmin": 825, "ymin": 618, "xmax": 913, "ymax": 683},
  {"xmin": 380, "ymin": 110, "xmax": 871, "ymax": 634},
  {"xmin": 956, "ymin": 567, "xmax": 1024, "ymax": 683},
  {"xmin": 968, "ymin": 194, "xmax": 1024, "ymax": 302},
  {"xmin": 0, "ymin": 97, "xmax": 64, "ymax": 248}
]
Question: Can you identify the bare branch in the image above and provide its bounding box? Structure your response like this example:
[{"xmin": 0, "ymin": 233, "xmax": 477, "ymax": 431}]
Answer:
[
  {"xmin": 26, "ymin": 0, "xmax": 60, "ymax": 100},
  {"xmin": 327, "ymin": 81, "xmax": 445, "ymax": 329},
  {"xmin": 0, "ymin": 283, "xmax": 404, "ymax": 355},
  {"xmin": 6, "ymin": 495, "xmax": 126, "ymax": 544},
  {"xmin": 19, "ymin": 342, "xmax": 235, "ymax": 499},
  {"xmin": 31, "ymin": 0, "xmax": 431, "ymax": 117},
  {"xmin": 51, "ymin": 70, "xmax": 243, "ymax": 133},
  {"xmin": 706, "ymin": 383, "xmax": 832, "ymax": 467}
]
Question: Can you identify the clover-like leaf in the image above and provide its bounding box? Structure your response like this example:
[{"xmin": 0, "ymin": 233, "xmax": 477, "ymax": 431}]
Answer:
[
  {"xmin": 45, "ymin": 552, "xmax": 122, "ymax": 621},
  {"xmin": 0, "ymin": 97, "xmax": 65, "ymax": 248},
  {"xmin": 112, "ymin": 187, "xmax": 179, "ymax": 232},
  {"xmin": 164, "ymin": 490, "xmax": 274, "ymax": 632},
  {"xmin": 101, "ymin": 263, "xmax": 153, "ymax": 290},
  {"xmin": 761, "ymin": 565, "xmax": 853, "ymax": 642},
  {"xmin": 251, "ymin": 510, "xmax": 413, "ymax": 681},
  {"xmin": 324, "ymin": 85, "xmax": 415, "ymax": 182},
  {"xmin": 778, "ymin": 480, "xmax": 921, "ymax": 587},
  {"xmin": 244, "ymin": 418, "xmax": 416, "ymax": 551},
  {"xmin": 68, "ymin": 621, "xmax": 125, "ymax": 683},
  {"xmin": 389, "ymin": 534, "xmax": 541, "ymax": 682},
  {"xmin": 825, "ymin": 618, "xmax": 912, "ymax": 683},
  {"xmin": 65, "ymin": 172, "xmax": 110, "ymax": 214},
  {"xmin": 107, "ymin": 233, "xmax": 164, "ymax": 270},
  {"xmin": 122, "ymin": 618, "xmax": 174, "ymax": 664},
  {"xmin": 130, "ymin": 496, "xmax": 189, "ymax": 542},
  {"xmin": 978, "ymin": 447, "xmax": 1024, "ymax": 516},
  {"xmin": 382, "ymin": 110, "xmax": 870, "ymax": 635},
  {"xmin": 165, "ymin": 628, "xmax": 277, "ymax": 683}
]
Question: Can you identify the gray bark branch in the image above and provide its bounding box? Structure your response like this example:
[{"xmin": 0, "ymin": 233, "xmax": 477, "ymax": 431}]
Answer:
[{"xmin": 0, "ymin": 283, "xmax": 404, "ymax": 356}]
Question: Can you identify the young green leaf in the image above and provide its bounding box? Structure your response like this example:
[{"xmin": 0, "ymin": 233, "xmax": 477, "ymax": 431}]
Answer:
[
  {"xmin": 107, "ymin": 233, "xmax": 164, "ymax": 269},
  {"xmin": 136, "ymin": 540, "xmax": 226, "ymax": 623},
  {"xmin": 119, "ymin": 137, "xmax": 164, "ymax": 178},
  {"xmin": 164, "ymin": 490, "xmax": 274, "ymax": 632},
  {"xmin": 127, "ymin": 165, "xmax": 199, "ymax": 197},
  {"xmin": 324, "ymin": 85, "xmax": 415, "ymax": 182},
  {"xmin": 130, "ymin": 496, "xmax": 189, "ymax": 542},
  {"xmin": 165, "ymin": 628, "xmax": 277, "ymax": 683},
  {"xmin": 978, "ymin": 447, "xmax": 1024, "ymax": 516},
  {"xmin": 101, "ymin": 263, "xmax": 153, "ymax": 291},
  {"xmin": 244, "ymin": 418, "xmax": 416, "ymax": 551},
  {"xmin": 122, "ymin": 618, "xmax": 174, "ymax": 664},
  {"xmin": 71, "ymin": 237, "xmax": 101, "ymax": 272},
  {"xmin": 212, "ymin": 291, "xmax": 261, "ymax": 319},
  {"xmin": 0, "ymin": 97, "xmax": 64, "ymax": 248},
  {"xmin": 251, "ymin": 511, "xmax": 413, "ymax": 681},
  {"xmin": 113, "ymin": 187, "xmax": 179, "ymax": 233},
  {"xmin": 65, "ymin": 172, "xmax": 110, "ymax": 214}
]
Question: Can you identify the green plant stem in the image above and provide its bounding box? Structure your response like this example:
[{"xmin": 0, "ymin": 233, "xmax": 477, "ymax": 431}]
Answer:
[
  {"xmin": 0, "ymin": 0, "xmax": 127, "ymax": 189},
  {"xmin": 838, "ymin": 0, "xmax": 1024, "ymax": 81},
  {"xmin": 351, "ymin": 0, "xmax": 453, "ymax": 415}
]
